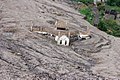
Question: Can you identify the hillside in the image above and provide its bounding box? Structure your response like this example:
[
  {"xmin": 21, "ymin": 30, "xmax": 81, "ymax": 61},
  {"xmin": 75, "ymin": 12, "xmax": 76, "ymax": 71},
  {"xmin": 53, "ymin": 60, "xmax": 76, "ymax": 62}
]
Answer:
[{"xmin": 0, "ymin": 0, "xmax": 120, "ymax": 79}]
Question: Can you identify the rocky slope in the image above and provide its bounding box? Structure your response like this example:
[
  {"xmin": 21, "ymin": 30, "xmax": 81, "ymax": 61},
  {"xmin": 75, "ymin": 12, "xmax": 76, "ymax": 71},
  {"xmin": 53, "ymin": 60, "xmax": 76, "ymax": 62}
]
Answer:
[{"xmin": 0, "ymin": 0, "xmax": 120, "ymax": 79}]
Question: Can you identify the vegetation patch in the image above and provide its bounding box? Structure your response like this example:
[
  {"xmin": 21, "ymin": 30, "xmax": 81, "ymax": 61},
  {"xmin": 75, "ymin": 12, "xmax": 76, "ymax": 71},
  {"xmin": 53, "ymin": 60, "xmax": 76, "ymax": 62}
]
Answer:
[
  {"xmin": 106, "ymin": 0, "xmax": 120, "ymax": 7},
  {"xmin": 98, "ymin": 19, "xmax": 120, "ymax": 37},
  {"xmin": 79, "ymin": 8, "xmax": 93, "ymax": 24},
  {"xmin": 72, "ymin": 0, "xmax": 120, "ymax": 37}
]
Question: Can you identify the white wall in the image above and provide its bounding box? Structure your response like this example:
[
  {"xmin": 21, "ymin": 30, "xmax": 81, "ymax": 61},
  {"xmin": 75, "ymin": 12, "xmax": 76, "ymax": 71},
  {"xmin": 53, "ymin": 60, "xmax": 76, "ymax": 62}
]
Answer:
[
  {"xmin": 94, "ymin": 0, "xmax": 106, "ymax": 4},
  {"xmin": 57, "ymin": 35, "xmax": 69, "ymax": 46}
]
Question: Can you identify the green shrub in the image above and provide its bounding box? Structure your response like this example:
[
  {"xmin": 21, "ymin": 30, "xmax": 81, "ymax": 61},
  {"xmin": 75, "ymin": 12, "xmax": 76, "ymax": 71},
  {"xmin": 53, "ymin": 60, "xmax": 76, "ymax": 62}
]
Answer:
[
  {"xmin": 79, "ymin": 8, "xmax": 93, "ymax": 24},
  {"xmin": 106, "ymin": 0, "xmax": 120, "ymax": 7},
  {"xmin": 98, "ymin": 19, "xmax": 120, "ymax": 37},
  {"xmin": 98, "ymin": 5, "xmax": 105, "ymax": 11},
  {"xmin": 106, "ymin": 5, "xmax": 120, "ymax": 13}
]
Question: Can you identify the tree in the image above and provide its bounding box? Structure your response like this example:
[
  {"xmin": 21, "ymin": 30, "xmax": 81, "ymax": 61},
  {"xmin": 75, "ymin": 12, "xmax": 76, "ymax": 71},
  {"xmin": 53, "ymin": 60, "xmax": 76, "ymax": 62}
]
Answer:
[{"xmin": 106, "ymin": 0, "xmax": 120, "ymax": 7}]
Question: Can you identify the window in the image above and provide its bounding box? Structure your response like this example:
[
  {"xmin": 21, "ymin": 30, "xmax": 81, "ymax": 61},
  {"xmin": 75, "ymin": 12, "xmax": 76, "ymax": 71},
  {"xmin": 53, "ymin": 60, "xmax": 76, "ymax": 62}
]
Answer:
[
  {"xmin": 65, "ymin": 40, "xmax": 67, "ymax": 45},
  {"xmin": 57, "ymin": 27, "xmax": 66, "ymax": 30},
  {"xmin": 60, "ymin": 40, "xmax": 62, "ymax": 44}
]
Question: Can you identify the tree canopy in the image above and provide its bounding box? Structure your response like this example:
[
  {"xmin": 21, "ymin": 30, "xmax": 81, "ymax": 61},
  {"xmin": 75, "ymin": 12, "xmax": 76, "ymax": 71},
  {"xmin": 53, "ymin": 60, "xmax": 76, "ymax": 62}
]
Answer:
[{"xmin": 106, "ymin": 0, "xmax": 120, "ymax": 7}]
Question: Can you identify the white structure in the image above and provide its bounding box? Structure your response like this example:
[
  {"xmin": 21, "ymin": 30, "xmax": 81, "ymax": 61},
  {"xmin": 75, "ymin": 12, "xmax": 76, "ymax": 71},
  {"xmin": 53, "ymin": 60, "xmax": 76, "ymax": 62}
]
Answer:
[
  {"xmin": 94, "ymin": 0, "xmax": 106, "ymax": 5},
  {"xmin": 55, "ymin": 35, "xmax": 70, "ymax": 46},
  {"xmin": 34, "ymin": 31, "xmax": 48, "ymax": 35},
  {"xmin": 78, "ymin": 32, "xmax": 90, "ymax": 39},
  {"xmin": 78, "ymin": 26, "xmax": 91, "ymax": 39}
]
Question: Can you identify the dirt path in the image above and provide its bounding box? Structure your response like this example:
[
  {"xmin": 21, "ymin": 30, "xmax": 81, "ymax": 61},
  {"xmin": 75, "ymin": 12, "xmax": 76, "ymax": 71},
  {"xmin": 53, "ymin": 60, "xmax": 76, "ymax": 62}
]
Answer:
[{"xmin": 92, "ymin": 6, "xmax": 100, "ymax": 26}]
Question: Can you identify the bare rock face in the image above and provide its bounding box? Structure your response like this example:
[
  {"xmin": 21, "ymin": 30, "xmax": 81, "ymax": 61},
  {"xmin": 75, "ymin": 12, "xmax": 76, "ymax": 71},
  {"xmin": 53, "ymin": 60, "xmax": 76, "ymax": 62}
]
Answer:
[{"xmin": 0, "ymin": 0, "xmax": 120, "ymax": 79}]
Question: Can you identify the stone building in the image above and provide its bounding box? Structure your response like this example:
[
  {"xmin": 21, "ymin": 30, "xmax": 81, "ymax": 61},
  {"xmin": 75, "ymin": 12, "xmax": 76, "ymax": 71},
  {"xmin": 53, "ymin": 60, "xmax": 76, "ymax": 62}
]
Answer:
[
  {"xmin": 54, "ymin": 20, "xmax": 70, "ymax": 46},
  {"xmin": 31, "ymin": 20, "xmax": 91, "ymax": 46}
]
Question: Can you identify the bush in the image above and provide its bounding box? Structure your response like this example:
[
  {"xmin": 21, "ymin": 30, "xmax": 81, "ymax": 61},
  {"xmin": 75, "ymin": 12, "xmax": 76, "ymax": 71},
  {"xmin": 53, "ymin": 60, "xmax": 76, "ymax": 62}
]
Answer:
[
  {"xmin": 98, "ymin": 20, "xmax": 107, "ymax": 31},
  {"xmin": 106, "ymin": 5, "xmax": 120, "ymax": 13},
  {"xmin": 98, "ymin": 4, "xmax": 105, "ymax": 11},
  {"xmin": 98, "ymin": 19, "xmax": 120, "ymax": 37},
  {"xmin": 106, "ymin": 0, "xmax": 120, "ymax": 7},
  {"xmin": 79, "ymin": 8, "xmax": 93, "ymax": 24}
]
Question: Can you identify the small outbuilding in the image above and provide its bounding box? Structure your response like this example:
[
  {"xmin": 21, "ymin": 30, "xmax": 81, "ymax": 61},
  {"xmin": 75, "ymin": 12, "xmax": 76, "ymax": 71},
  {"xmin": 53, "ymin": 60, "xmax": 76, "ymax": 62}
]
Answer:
[
  {"xmin": 55, "ymin": 35, "xmax": 70, "ymax": 46},
  {"xmin": 55, "ymin": 20, "xmax": 68, "ymax": 30}
]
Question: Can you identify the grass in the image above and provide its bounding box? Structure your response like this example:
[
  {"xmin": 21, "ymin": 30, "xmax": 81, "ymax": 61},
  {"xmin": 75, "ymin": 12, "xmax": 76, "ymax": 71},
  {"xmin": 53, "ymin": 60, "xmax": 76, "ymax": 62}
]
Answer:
[{"xmin": 79, "ymin": 8, "xmax": 93, "ymax": 24}]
